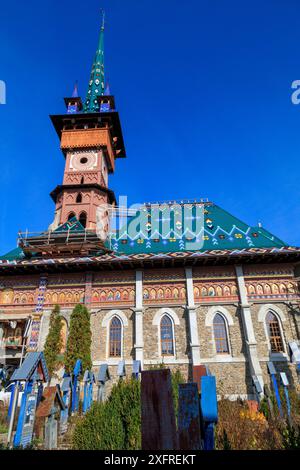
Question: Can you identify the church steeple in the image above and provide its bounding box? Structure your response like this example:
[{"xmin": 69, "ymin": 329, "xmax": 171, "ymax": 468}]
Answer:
[{"xmin": 84, "ymin": 11, "xmax": 105, "ymax": 113}]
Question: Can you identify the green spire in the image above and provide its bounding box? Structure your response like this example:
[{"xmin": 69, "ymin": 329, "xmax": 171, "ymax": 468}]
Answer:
[{"xmin": 84, "ymin": 12, "xmax": 105, "ymax": 113}]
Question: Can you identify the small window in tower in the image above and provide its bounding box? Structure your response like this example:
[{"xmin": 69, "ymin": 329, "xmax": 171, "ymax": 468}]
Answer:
[
  {"xmin": 79, "ymin": 212, "xmax": 87, "ymax": 228},
  {"xmin": 68, "ymin": 212, "xmax": 75, "ymax": 221},
  {"xmin": 81, "ymin": 177, "xmax": 84, "ymax": 184},
  {"xmin": 76, "ymin": 193, "xmax": 82, "ymax": 203}
]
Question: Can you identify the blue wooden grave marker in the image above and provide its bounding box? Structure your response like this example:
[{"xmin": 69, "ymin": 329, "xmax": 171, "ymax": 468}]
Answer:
[
  {"xmin": 60, "ymin": 374, "xmax": 72, "ymax": 434},
  {"xmin": 9, "ymin": 352, "xmax": 49, "ymax": 448},
  {"xmin": 177, "ymin": 383, "xmax": 202, "ymax": 450},
  {"xmin": 117, "ymin": 360, "xmax": 126, "ymax": 379},
  {"xmin": 280, "ymin": 372, "xmax": 291, "ymax": 422},
  {"xmin": 267, "ymin": 361, "xmax": 283, "ymax": 417},
  {"xmin": 71, "ymin": 359, "xmax": 82, "ymax": 413},
  {"xmin": 97, "ymin": 364, "xmax": 110, "ymax": 402},
  {"xmin": 132, "ymin": 360, "xmax": 141, "ymax": 379},
  {"xmin": 200, "ymin": 375, "xmax": 218, "ymax": 450},
  {"xmin": 83, "ymin": 370, "xmax": 95, "ymax": 413},
  {"xmin": 87, "ymin": 371, "xmax": 95, "ymax": 410},
  {"xmin": 82, "ymin": 370, "xmax": 90, "ymax": 414}
]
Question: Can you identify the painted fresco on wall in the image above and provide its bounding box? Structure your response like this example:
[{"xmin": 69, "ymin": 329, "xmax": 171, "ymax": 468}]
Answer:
[
  {"xmin": 91, "ymin": 287, "xmax": 135, "ymax": 303},
  {"xmin": 143, "ymin": 284, "xmax": 186, "ymax": 303},
  {"xmin": 192, "ymin": 282, "xmax": 238, "ymax": 301},
  {"xmin": 245, "ymin": 280, "xmax": 298, "ymax": 299}
]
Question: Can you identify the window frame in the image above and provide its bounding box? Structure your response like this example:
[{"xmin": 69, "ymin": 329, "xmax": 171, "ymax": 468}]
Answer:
[
  {"xmin": 160, "ymin": 314, "xmax": 175, "ymax": 357},
  {"xmin": 265, "ymin": 311, "xmax": 285, "ymax": 354},
  {"xmin": 109, "ymin": 316, "xmax": 122, "ymax": 358},
  {"xmin": 212, "ymin": 312, "xmax": 231, "ymax": 356}
]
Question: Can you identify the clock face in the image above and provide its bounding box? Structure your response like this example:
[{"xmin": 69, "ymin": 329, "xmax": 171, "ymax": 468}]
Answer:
[{"xmin": 70, "ymin": 152, "xmax": 98, "ymax": 171}]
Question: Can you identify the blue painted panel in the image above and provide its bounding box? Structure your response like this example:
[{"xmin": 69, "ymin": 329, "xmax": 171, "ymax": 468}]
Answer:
[
  {"xmin": 98, "ymin": 364, "xmax": 109, "ymax": 383},
  {"xmin": 7, "ymin": 382, "xmax": 16, "ymax": 420},
  {"xmin": 14, "ymin": 381, "xmax": 34, "ymax": 447},
  {"xmin": 177, "ymin": 383, "xmax": 201, "ymax": 450},
  {"xmin": 73, "ymin": 359, "xmax": 82, "ymax": 377},
  {"xmin": 133, "ymin": 360, "xmax": 141, "ymax": 375},
  {"xmin": 200, "ymin": 376, "xmax": 218, "ymax": 423},
  {"xmin": 270, "ymin": 373, "xmax": 283, "ymax": 418},
  {"xmin": 117, "ymin": 360, "xmax": 125, "ymax": 377}
]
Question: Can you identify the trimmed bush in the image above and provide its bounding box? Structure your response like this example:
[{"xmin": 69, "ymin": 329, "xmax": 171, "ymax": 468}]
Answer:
[
  {"xmin": 65, "ymin": 304, "xmax": 92, "ymax": 374},
  {"xmin": 43, "ymin": 305, "xmax": 63, "ymax": 377}
]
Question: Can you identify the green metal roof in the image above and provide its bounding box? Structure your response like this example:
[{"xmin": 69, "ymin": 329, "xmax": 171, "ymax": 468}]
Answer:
[
  {"xmin": 0, "ymin": 202, "xmax": 288, "ymax": 263},
  {"xmin": 107, "ymin": 202, "xmax": 286, "ymax": 255}
]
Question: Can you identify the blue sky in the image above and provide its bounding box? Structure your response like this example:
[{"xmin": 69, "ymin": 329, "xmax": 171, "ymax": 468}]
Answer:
[{"xmin": 0, "ymin": 0, "xmax": 300, "ymax": 254}]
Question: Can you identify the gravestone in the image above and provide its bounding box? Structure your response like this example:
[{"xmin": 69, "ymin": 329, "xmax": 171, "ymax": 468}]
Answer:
[{"xmin": 141, "ymin": 369, "xmax": 178, "ymax": 450}]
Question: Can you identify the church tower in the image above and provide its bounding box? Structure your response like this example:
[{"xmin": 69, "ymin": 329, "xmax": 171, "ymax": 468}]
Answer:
[{"xmin": 50, "ymin": 13, "xmax": 126, "ymax": 235}]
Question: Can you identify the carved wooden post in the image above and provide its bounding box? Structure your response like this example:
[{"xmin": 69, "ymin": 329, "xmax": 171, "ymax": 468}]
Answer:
[{"xmin": 141, "ymin": 369, "xmax": 178, "ymax": 450}]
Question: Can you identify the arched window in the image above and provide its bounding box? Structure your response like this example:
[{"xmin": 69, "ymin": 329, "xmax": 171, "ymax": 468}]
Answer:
[
  {"xmin": 266, "ymin": 311, "xmax": 284, "ymax": 352},
  {"xmin": 68, "ymin": 212, "xmax": 75, "ymax": 221},
  {"xmin": 109, "ymin": 316, "xmax": 122, "ymax": 357},
  {"xmin": 213, "ymin": 313, "xmax": 229, "ymax": 354},
  {"xmin": 79, "ymin": 212, "xmax": 87, "ymax": 228},
  {"xmin": 160, "ymin": 315, "xmax": 174, "ymax": 355},
  {"xmin": 76, "ymin": 193, "xmax": 82, "ymax": 203},
  {"xmin": 80, "ymin": 176, "xmax": 84, "ymax": 184}
]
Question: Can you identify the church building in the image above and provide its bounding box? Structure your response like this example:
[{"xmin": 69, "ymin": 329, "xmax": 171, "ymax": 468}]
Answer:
[{"xmin": 1, "ymin": 14, "xmax": 300, "ymax": 399}]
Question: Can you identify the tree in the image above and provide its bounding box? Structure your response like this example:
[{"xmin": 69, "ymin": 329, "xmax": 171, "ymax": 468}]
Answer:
[
  {"xmin": 43, "ymin": 304, "xmax": 63, "ymax": 378},
  {"xmin": 65, "ymin": 303, "xmax": 92, "ymax": 374}
]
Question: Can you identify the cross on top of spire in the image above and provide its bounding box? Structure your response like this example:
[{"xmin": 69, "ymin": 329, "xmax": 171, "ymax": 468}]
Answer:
[{"xmin": 84, "ymin": 10, "xmax": 106, "ymax": 113}]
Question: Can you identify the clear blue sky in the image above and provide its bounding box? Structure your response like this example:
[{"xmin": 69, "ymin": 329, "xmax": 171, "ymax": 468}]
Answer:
[{"xmin": 0, "ymin": 0, "xmax": 300, "ymax": 254}]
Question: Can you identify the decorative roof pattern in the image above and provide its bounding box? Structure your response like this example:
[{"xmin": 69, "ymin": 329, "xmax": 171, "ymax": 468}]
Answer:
[
  {"xmin": 108, "ymin": 203, "xmax": 286, "ymax": 254},
  {"xmin": 1, "ymin": 247, "xmax": 299, "ymax": 269}
]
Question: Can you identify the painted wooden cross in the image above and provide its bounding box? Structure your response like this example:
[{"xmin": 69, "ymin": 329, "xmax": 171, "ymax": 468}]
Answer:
[
  {"xmin": 97, "ymin": 364, "xmax": 110, "ymax": 402},
  {"xmin": 71, "ymin": 359, "xmax": 82, "ymax": 414},
  {"xmin": 267, "ymin": 361, "xmax": 283, "ymax": 417},
  {"xmin": 8, "ymin": 352, "xmax": 49, "ymax": 448}
]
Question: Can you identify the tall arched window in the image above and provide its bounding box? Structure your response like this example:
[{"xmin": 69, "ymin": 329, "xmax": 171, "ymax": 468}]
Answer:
[
  {"xmin": 68, "ymin": 212, "xmax": 75, "ymax": 221},
  {"xmin": 160, "ymin": 315, "xmax": 174, "ymax": 355},
  {"xmin": 213, "ymin": 313, "xmax": 229, "ymax": 354},
  {"xmin": 76, "ymin": 193, "xmax": 82, "ymax": 203},
  {"xmin": 79, "ymin": 212, "xmax": 87, "ymax": 228},
  {"xmin": 109, "ymin": 316, "xmax": 122, "ymax": 357},
  {"xmin": 266, "ymin": 311, "xmax": 284, "ymax": 352}
]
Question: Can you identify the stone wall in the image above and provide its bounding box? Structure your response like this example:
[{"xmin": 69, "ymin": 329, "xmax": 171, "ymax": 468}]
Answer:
[{"xmin": 2, "ymin": 262, "xmax": 300, "ymax": 399}]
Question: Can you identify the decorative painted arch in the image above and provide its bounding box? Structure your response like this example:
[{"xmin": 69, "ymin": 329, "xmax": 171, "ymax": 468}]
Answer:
[
  {"xmin": 101, "ymin": 310, "xmax": 129, "ymax": 328},
  {"xmin": 205, "ymin": 305, "xmax": 234, "ymax": 327},
  {"xmin": 223, "ymin": 285, "xmax": 231, "ymax": 297},
  {"xmin": 247, "ymin": 284, "xmax": 255, "ymax": 295},
  {"xmin": 152, "ymin": 308, "xmax": 180, "ymax": 326},
  {"xmin": 258, "ymin": 304, "xmax": 287, "ymax": 323}
]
